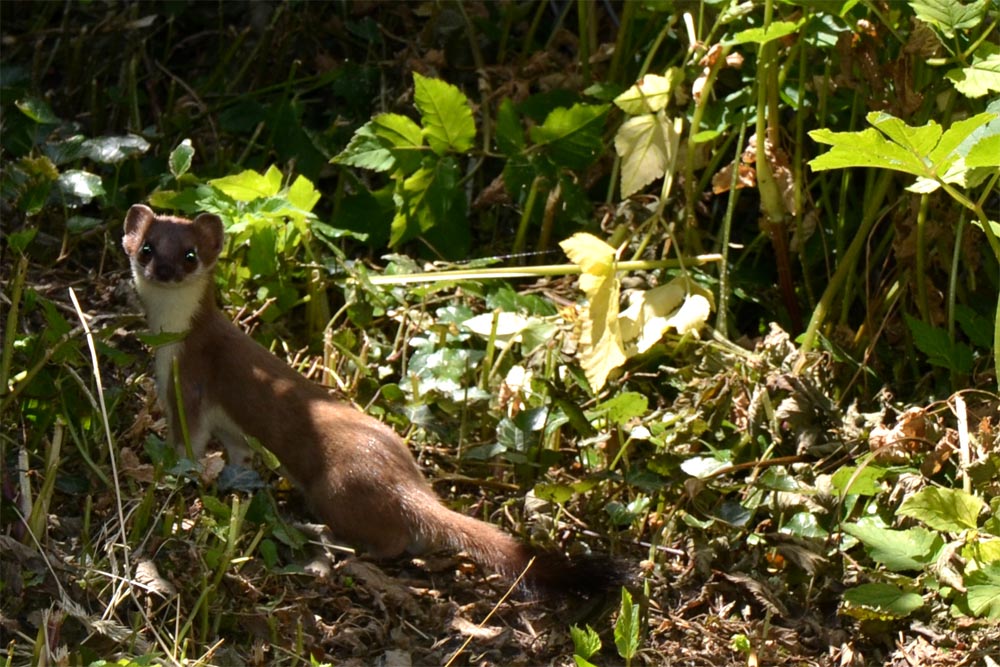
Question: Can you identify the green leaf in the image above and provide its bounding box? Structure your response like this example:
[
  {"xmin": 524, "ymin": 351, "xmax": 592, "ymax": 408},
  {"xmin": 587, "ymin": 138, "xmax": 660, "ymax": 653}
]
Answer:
[
  {"xmin": 841, "ymin": 583, "xmax": 924, "ymax": 620},
  {"xmin": 842, "ymin": 522, "xmax": 943, "ymax": 571},
  {"xmin": 905, "ymin": 315, "xmax": 974, "ymax": 373},
  {"xmin": 169, "ymin": 139, "xmax": 195, "ymax": 180},
  {"xmin": 809, "ymin": 126, "xmax": 928, "ymax": 176},
  {"xmin": 81, "ymin": 134, "xmax": 151, "ymax": 164},
  {"xmin": 947, "ymin": 45, "xmax": 1000, "ymax": 98},
  {"xmin": 613, "ymin": 71, "xmax": 678, "ymax": 115},
  {"xmin": 597, "ymin": 391, "xmax": 649, "ymax": 426},
  {"xmin": 898, "ymin": 487, "xmax": 985, "ymax": 532},
  {"xmin": 530, "ymin": 103, "xmax": 609, "ymax": 170},
  {"xmin": 495, "ymin": 98, "xmax": 524, "ymax": 156},
  {"xmin": 570, "ymin": 624, "xmax": 602, "ymax": 661},
  {"xmin": 614, "ymin": 587, "xmax": 640, "ymax": 660},
  {"xmin": 210, "ymin": 167, "xmax": 282, "ymax": 202},
  {"xmin": 372, "ymin": 112, "xmax": 424, "ymax": 148},
  {"xmin": 727, "ymin": 19, "xmax": 805, "ymax": 45},
  {"xmin": 614, "ymin": 111, "xmax": 681, "ymax": 197},
  {"xmin": 830, "ymin": 465, "xmax": 888, "ymax": 496},
  {"xmin": 56, "ymin": 169, "xmax": 105, "ymax": 205},
  {"xmin": 389, "ymin": 158, "xmax": 469, "ymax": 256},
  {"xmin": 909, "ymin": 0, "xmax": 986, "ymax": 39},
  {"xmin": 954, "ymin": 304, "xmax": 995, "ymax": 348},
  {"xmin": 413, "ymin": 72, "xmax": 475, "ymax": 155},
  {"xmin": 332, "ymin": 122, "xmax": 397, "ymax": 172},
  {"xmin": 15, "ymin": 95, "xmax": 60, "ymax": 124},
  {"xmin": 286, "ymin": 174, "xmax": 320, "ymax": 213},
  {"xmin": 966, "ymin": 562, "xmax": 1000, "ymax": 619}
]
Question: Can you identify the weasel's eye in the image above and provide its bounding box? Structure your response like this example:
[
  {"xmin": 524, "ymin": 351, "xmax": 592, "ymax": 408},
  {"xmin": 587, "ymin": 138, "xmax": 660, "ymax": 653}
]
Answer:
[
  {"xmin": 184, "ymin": 249, "xmax": 198, "ymax": 264},
  {"xmin": 140, "ymin": 243, "xmax": 153, "ymax": 257}
]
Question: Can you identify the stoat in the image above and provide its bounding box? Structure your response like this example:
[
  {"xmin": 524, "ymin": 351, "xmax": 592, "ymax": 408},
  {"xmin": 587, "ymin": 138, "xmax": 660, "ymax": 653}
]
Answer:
[{"xmin": 122, "ymin": 204, "xmax": 621, "ymax": 596}]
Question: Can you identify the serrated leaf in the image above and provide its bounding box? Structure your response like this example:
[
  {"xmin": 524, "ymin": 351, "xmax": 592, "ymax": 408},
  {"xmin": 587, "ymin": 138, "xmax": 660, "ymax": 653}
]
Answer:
[
  {"xmin": 841, "ymin": 583, "xmax": 924, "ymax": 619},
  {"xmin": 898, "ymin": 487, "xmax": 985, "ymax": 532},
  {"xmin": 530, "ymin": 103, "xmax": 609, "ymax": 169},
  {"xmin": 614, "ymin": 111, "xmax": 681, "ymax": 197},
  {"xmin": 905, "ymin": 314, "xmax": 974, "ymax": 373},
  {"xmin": 727, "ymin": 19, "xmax": 805, "ymax": 45},
  {"xmin": 570, "ymin": 624, "xmax": 602, "ymax": 661},
  {"xmin": 842, "ymin": 522, "xmax": 942, "ymax": 571},
  {"xmin": 614, "ymin": 588, "xmax": 640, "ymax": 660},
  {"xmin": 954, "ymin": 304, "xmax": 994, "ymax": 348},
  {"xmin": 413, "ymin": 72, "xmax": 475, "ymax": 155},
  {"xmin": 210, "ymin": 168, "xmax": 282, "ymax": 202},
  {"xmin": 375, "ymin": 113, "xmax": 423, "ymax": 146},
  {"xmin": 613, "ymin": 72, "xmax": 676, "ymax": 115},
  {"xmin": 169, "ymin": 139, "xmax": 194, "ymax": 179},
  {"xmin": 286, "ymin": 174, "xmax": 320, "ymax": 212},
  {"xmin": 332, "ymin": 122, "xmax": 397, "ymax": 171},
  {"xmin": 909, "ymin": 0, "xmax": 985, "ymax": 39}
]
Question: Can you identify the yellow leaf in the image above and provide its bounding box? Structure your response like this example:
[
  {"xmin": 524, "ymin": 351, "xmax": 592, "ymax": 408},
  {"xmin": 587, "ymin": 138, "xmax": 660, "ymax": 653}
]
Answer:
[
  {"xmin": 560, "ymin": 233, "xmax": 626, "ymax": 391},
  {"xmin": 619, "ymin": 277, "xmax": 714, "ymax": 354},
  {"xmin": 614, "ymin": 111, "xmax": 681, "ymax": 197}
]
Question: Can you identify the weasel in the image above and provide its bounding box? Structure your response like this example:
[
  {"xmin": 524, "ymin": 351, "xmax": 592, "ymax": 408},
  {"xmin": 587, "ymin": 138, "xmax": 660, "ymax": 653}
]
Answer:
[{"xmin": 122, "ymin": 204, "xmax": 621, "ymax": 596}]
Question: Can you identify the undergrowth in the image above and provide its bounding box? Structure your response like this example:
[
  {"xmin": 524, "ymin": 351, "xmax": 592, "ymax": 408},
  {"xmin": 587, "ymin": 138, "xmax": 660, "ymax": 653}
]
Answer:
[{"xmin": 2, "ymin": 2, "xmax": 999, "ymax": 666}]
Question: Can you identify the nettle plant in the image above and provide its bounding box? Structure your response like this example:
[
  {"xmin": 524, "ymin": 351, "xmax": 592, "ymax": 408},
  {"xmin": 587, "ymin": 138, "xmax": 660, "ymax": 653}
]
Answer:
[{"xmin": 150, "ymin": 142, "xmax": 335, "ymax": 336}]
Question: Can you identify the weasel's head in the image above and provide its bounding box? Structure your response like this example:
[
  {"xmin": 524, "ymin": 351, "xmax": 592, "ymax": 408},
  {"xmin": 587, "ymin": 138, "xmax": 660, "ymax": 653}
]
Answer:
[{"xmin": 122, "ymin": 204, "xmax": 224, "ymax": 286}]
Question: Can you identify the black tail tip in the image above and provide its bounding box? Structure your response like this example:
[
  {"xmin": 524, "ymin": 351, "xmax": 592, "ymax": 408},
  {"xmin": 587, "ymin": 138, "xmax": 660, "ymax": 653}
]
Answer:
[{"xmin": 526, "ymin": 550, "xmax": 633, "ymax": 598}]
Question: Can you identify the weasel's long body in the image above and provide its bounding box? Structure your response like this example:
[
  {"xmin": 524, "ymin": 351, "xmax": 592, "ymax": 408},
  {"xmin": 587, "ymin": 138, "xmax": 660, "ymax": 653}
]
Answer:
[{"xmin": 123, "ymin": 205, "xmax": 616, "ymax": 594}]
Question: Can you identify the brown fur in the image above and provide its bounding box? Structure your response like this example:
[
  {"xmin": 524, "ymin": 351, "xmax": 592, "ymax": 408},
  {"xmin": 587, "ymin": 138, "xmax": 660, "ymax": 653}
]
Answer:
[{"xmin": 123, "ymin": 204, "xmax": 621, "ymax": 594}]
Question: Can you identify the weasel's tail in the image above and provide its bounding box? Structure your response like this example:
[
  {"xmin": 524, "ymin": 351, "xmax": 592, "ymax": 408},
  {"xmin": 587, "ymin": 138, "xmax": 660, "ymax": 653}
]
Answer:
[{"xmin": 414, "ymin": 495, "xmax": 626, "ymax": 597}]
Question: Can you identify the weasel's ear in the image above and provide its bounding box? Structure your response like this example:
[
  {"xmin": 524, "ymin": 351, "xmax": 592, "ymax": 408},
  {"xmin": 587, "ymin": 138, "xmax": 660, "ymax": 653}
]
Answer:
[
  {"xmin": 191, "ymin": 213, "xmax": 225, "ymax": 265},
  {"xmin": 123, "ymin": 204, "xmax": 154, "ymax": 255}
]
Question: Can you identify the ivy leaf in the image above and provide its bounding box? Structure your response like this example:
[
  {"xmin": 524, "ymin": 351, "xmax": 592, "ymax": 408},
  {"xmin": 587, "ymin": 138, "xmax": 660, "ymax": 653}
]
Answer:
[
  {"xmin": 81, "ymin": 134, "xmax": 151, "ymax": 164},
  {"xmin": 842, "ymin": 522, "xmax": 943, "ymax": 571},
  {"xmin": 614, "ymin": 111, "xmax": 681, "ymax": 197},
  {"xmin": 909, "ymin": 0, "xmax": 986, "ymax": 39},
  {"xmin": 56, "ymin": 170, "xmax": 105, "ymax": 206},
  {"xmin": 905, "ymin": 315, "xmax": 974, "ymax": 373},
  {"xmin": 15, "ymin": 95, "xmax": 60, "ymax": 124},
  {"xmin": 560, "ymin": 233, "xmax": 626, "ymax": 391},
  {"xmin": 530, "ymin": 103, "xmax": 609, "ymax": 170},
  {"xmin": 169, "ymin": 139, "xmax": 195, "ymax": 180},
  {"xmin": 898, "ymin": 487, "xmax": 985, "ymax": 532},
  {"xmin": 413, "ymin": 72, "xmax": 475, "ymax": 155}
]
